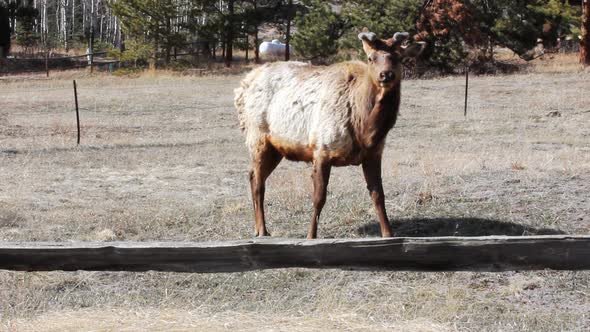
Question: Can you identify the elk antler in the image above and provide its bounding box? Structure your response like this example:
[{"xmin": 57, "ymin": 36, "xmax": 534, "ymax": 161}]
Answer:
[
  {"xmin": 358, "ymin": 32, "xmax": 377, "ymax": 42},
  {"xmin": 393, "ymin": 32, "xmax": 409, "ymax": 43}
]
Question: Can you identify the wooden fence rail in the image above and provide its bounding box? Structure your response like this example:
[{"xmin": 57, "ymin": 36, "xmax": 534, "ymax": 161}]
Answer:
[
  {"xmin": 1, "ymin": 235, "xmax": 589, "ymax": 273},
  {"xmin": 10, "ymin": 52, "xmax": 108, "ymax": 61}
]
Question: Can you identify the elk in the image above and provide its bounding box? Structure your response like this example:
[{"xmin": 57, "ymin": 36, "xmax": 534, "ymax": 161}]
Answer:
[{"xmin": 234, "ymin": 31, "xmax": 425, "ymax": 239}]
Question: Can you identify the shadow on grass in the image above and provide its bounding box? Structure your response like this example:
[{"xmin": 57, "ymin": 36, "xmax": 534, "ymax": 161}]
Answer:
[{"xmin": 357, "ymin": 217, "xmax": 566, "ymax": 237}]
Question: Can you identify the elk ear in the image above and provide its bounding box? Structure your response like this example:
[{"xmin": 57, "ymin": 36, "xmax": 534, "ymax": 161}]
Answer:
[
  {"xmin": 402, "ymin": 41, "xmax": 426, "ymax": 59},
  {"xmin": 358, "ymin": 32, "xmax": 377, "ymax": 54}
]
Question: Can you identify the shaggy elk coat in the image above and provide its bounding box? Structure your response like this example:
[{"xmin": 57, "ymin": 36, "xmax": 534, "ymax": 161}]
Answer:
[{"xmin": 234, "ymin": 31, "xmax": 425, "ymax": 239}]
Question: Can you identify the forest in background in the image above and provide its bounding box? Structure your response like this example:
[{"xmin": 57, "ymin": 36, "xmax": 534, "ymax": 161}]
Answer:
[{"xmin": 0, "ymin": 0, "xmax": 588, "ymax": 72}]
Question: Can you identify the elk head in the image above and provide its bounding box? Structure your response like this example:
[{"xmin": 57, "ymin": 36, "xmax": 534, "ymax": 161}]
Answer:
[{"xmin": 358, "ymin": 31, "xmax": 425, "ymax": 90}]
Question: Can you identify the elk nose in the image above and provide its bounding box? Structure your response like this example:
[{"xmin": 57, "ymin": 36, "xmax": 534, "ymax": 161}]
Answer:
[{"xmin": 379, "ymin": 71, "xmax": 395, "ymax": 82}]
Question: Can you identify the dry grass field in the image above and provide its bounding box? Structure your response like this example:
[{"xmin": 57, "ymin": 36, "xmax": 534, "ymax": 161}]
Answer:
[{"xmin": 1, "ymin": 57, "xmax": 590, "ymax": 331}]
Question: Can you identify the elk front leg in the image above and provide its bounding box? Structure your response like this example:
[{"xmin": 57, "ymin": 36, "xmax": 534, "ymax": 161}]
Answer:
[
  {"xmin": 362, "ymin": 157, "xmax": 393, "ymax": 237},
  {"xmin": 249, "ymin": 143, "xmax": 282, "ymax": 237},
  {"xmin": 308, "ymin": 158, "xmax": 331, "ymax": 239}
]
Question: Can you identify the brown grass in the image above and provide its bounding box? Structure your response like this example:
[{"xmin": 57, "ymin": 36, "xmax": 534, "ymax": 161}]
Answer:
[
  {"xmin": 1, "ymin": 56, "xmax": 589, "ymax": 331},
  {"xmin": 494, "ymin": 48, "xmax": 587, "ymax": 74},
  {"xmin": 6, "ymin": 308, "xmax": 448, "ymax": 332}
]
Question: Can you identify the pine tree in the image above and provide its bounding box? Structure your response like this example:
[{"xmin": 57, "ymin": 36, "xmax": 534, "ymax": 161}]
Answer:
[
  {"xmin": 291, "ymin": 0, "xmax": 349, "ymax": 61},
  {"xmin": 415, "ymin": 0, "xmax": 582, "ymax": 69},
  {"xmin": 15, "ymin": 4, "xmax": 40, "ymax": 55},
  {"xmin": 110, "ymin": 0, "xmax": 185, "ymax": 69},
  {"xmin": 346, "ymin": 0, "xmax": 421, "ymax": 39}
]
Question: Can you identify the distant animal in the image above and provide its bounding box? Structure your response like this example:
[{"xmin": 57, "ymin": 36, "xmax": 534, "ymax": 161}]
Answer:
[
  {"xmin": 259, "ymin": 39, "xmax": 292, "ymax": 58},
  {"xmin": 234, "ymin": 31, "xmax": 425, "ymax": 239}
]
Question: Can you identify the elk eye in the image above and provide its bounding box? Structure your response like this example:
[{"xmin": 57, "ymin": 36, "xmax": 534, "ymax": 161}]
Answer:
[{"xmin": 368, "ymin": 54, "xmax": 376, "ymax": 63}]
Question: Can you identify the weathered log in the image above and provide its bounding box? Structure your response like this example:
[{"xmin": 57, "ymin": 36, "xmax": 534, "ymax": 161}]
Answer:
[{"xmin": 1, "ymin": 235, "xmax": 589, "ymax": 273}]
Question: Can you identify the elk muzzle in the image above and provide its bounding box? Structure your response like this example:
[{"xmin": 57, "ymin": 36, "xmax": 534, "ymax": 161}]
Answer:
[{"xmin": 379, "ymin": 71, "xmax": 395, "ymax": 85}]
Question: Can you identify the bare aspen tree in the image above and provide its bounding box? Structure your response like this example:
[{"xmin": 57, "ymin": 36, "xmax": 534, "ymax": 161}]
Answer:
[
  {"xmin": 82, "ymin": 0, "xmax": 85, "ymax": 33},
  {"xmin": 42, "ymin": 0, "xmax": 47, "ymax": 41},
  {"xmin": 71, "ymin": 0, "xmax": 75, "ymax": 40},
  {"xmin": 61, "ymin": 0, "xmax": 68, "ymax": 50}
]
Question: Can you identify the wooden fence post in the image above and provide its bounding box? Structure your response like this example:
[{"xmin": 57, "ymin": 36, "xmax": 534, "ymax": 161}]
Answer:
[
  {"xmin": 73, "ymin": 80, "xmax": 80, "ymax": 144},
  {"xmin": 45, "ymin": 51, "xmax": 49, "ymax": 77},
  {"xmin": 464, "ymin": 65, "xmax": 469, "ymax": 117}
]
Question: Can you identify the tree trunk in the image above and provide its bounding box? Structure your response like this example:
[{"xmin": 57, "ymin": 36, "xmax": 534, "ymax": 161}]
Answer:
[
  {"xmin": 55, "ymin": 1, "xmax": 60, "ymax": 47},
  {"xmin": 0, "ymin": 4, "xmax": 9, "ymax": 58},
  {"xmin": 119, "ymin": 29, "xmax": 125, "ymax": 52},
  {"xmin": 150, "ymin": 34, "xmax": 159, "ymax": 71},
  {"xmin": 89, "ymin": 28, "xmax": 94, "ymax": 72},
  {"xmin": 224, "ymin": 0, "xmax": 234, "ymax": 67},
  {"xmin": 254, "ymin": 27, "xmax": 259, "ymax": 64},
  {"xmin": 582, "ymin": 0, "xmax": 590, "ymax": 65},
  {"xmin": 107, "ymin": 8, "xmax": 112, "ymax": 43},
  {"xmin": 71, "ymin": 0, "xmax": 75, "ymax": 42},
  {"xmin": 253, "ymin": 1, "xmax": 260, "ymax": 64},
  {"xmin": 9, "ymin": 0, "xmax": 16, "ymax": 34},
  {"xmin": 88, "ymin": 0, "xmax": 95, "ymax": 73},
  {"xmin": 284, "ymin": 0, "xmax": 293, "ymax": 61},
  {"xmin": 165, "ymin": 15, "xmax": 171, "ymax": 65},
  {"xmin": 285, "ymin": 18, "xmax": 291, "ymax": 61},
  {"xmin": 62, "ymin": 0, "xmax": 68, "ymax": 51},
  {"xmin": 245, "ymin": 35, "xmax": 248, "ymax": 61},
  {"xmin": 42, "ymin": 0, "xmax": 47, "ymax": 45},
  {"xmin": 488, "ymin": 35, "xmax": 494, "ymax": 62},
  {"xmin": 82, "ymin": 0, "xmax": 85, "ymax": 35},
  {"xmin": 98, "ymin": 0, "xmax": 104, "ymax": 42}
]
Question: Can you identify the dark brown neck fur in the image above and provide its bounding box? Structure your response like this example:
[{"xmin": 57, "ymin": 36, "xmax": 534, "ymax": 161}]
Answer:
[{"xmin": 351, "ymin": 73, "xmax": 400, "ymax": 151}]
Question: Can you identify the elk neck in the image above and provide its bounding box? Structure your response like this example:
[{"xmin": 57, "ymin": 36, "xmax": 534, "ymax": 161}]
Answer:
[{"xmin": 351, "ymin": 73, "xmax": 401, "ymax": 151}]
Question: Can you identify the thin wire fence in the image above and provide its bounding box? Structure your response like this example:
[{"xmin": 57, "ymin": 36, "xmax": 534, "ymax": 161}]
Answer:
[
  {"xmin": 3, "ymin": 124, "xmax": 230, "ymax": 139},
  {"xmin": 2, "ymin": 85, "xmax": 233, "ymax": 95},
  {"xmin": 1, "ymin": 80, "xmax": 239, "ymax": 146}
]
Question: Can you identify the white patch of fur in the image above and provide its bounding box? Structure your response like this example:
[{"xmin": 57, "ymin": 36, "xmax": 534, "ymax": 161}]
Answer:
[{"xmin": 235, "ymin": 62, "xmax": 357, "ymax": 156}]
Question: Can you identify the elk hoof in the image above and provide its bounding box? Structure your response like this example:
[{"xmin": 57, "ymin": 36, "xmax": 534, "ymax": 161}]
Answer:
[{"xmin": 255, "ymin": 230, "xmax": 271, "ymax": 237}]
